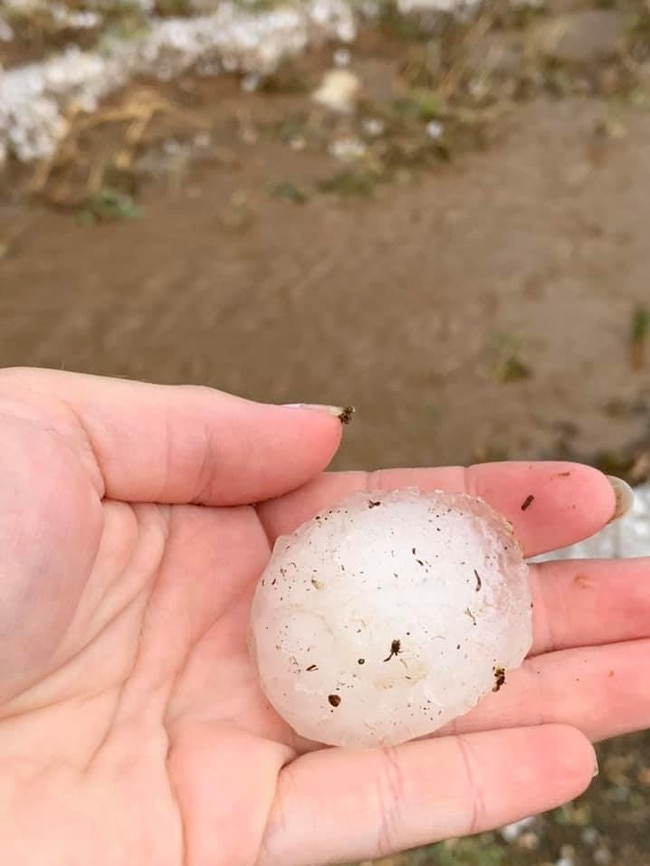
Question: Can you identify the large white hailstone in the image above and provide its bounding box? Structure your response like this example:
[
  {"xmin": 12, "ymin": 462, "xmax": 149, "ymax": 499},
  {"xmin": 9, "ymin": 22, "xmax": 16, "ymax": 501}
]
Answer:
[{"xmin": 249, "ymin": 488, "xmax": 532, "ymax": 749}]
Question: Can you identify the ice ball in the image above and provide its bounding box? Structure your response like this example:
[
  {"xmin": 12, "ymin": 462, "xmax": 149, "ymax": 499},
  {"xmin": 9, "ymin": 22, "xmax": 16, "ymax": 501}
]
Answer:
[{"xmin": 249, "ymin": 488, "xmax": 532, "ymax": 749}]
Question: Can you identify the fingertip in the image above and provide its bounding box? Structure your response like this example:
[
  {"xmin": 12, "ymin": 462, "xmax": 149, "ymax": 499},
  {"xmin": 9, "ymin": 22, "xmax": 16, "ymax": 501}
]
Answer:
[
  {"xmin": 534, "ymin": 461, "xmax": 617, "ymax": 540},
  {"xmin": 469, "ymin": 460, "xmax": 617, "ymax": 554},
  {"xmin": 275, "ymin": 401, "xmax": 347, "ymax": 450},
  {"xmin": 274, "ymin": 403, "xmax": 348, "ymax": 460},
  {"xmin": 492, "ymin": 725, "xmax": 597, "ymax": 818},
  {"xmin": 474, "ymin": 460, "xmax": 614, "ymax": 514},
  {"xmin": 544, "ymin": 724, "xmax": 598, "ymax": 793},
  {"xmin": 606, "ymin": 475, "xmax": 635, "ymax": 523},
  {"xmin": 281, "ymin": 403, "xmax": 355, "ymax": 425},
  {"xmin": 244, "ymin": 402, "xmax": 346, "ymax": 503}
]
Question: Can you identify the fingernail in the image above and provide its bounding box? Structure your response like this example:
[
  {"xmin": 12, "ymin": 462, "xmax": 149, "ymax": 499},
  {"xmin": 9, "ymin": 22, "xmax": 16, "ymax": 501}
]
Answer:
[
  {"xmin": 606, "ymin": 476, "xmax": 635, "ymax": 523},
  {"xmin": 593, "ymin": 753, "xmax": 600, "ymax": 778},
  {"xmin": 283, "ymin": 404, "xmax": 355, "ymax": 424}
]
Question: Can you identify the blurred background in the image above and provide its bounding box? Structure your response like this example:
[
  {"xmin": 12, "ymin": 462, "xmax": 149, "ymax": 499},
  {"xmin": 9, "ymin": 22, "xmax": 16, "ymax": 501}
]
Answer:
[{"xmin": 1, "ymin": 0, "xmax": 650, "ymax": 863}]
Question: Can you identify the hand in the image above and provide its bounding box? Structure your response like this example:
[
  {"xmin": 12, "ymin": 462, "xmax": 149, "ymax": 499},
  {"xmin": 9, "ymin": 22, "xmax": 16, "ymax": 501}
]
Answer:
[{"xmin": 0, "ymin": 368, "xmax": 647, "ymax": 866}]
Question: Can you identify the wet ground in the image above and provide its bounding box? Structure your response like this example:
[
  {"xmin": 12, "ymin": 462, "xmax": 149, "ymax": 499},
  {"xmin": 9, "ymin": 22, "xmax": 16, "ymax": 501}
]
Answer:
[
  {"xmin": 1, "ymin": 2, "xmax": 650, "ymax": 863},
  {"xmin": 3, "ymin": 90, "xmax": 650, "ymax": 472}
]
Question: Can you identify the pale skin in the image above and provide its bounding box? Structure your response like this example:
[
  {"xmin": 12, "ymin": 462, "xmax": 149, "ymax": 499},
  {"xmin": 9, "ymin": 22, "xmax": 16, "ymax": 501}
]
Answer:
[{"xmin": 0, "ymin": 367, "xmax": 649, "ymax": 866}]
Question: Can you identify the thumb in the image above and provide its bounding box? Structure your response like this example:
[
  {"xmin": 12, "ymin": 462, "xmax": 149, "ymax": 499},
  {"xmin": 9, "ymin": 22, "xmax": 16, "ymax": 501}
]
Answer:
[{"xmin": 0, "ymin": 368, "xmax": 351, "ymax": 506}]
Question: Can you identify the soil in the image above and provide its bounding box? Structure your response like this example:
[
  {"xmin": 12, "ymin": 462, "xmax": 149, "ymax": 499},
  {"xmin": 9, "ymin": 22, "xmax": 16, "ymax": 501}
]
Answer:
[
  {"xmin": 2, "ymin": 5, "xmax": 650, "ymax": 864},
  {"xmin": 2, "ymin": 87, "xmax": 650, "ymax": 472}
]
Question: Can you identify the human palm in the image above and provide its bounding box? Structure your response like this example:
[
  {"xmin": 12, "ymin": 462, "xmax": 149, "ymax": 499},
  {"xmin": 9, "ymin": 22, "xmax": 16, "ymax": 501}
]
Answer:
[{"xmin": 0, "ymin": 368, "xmax": 648, "ymax": 866}]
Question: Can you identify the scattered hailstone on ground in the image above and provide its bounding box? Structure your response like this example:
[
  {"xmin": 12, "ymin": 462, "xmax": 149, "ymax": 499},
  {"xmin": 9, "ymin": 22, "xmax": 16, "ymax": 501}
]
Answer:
[
  {"xmin": 0, "ymin": 16, "xmax": 14, "ymax": 42},
  {"xmin": 328, "ymin": 135, "xmax": 367, "ymax": 160},
  {"xmin": 362, "ymin": 117, "xmax": 385, "ymax": 136},
  {"xmin": 397, "ymin": 0, "xmax": 482, "ymax": 15},
  {"xmin": 311, "ymin": 68, "xmax": 362, "ymax": 113},
  {"xmin": 426, "ymin": 119, "xmax": 444, "ymax": 139},
  {"xmin": 333, "ymin": 47, "xmax": 351, "ymax": 66},
  {"xmin": 500, "ymin": 815, "xmax": 538, "ymax": 842},
  {"xmin": 249, "ymin": 488, "xmax": 532, "ymax": 749},
  {"xmin": 0, "ymin": 0, "xmax": 357, "ymax": 164}
]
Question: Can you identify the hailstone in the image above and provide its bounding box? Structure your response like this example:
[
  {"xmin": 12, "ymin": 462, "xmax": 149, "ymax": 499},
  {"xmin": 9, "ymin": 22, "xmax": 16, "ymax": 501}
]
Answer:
[{"xmin": 249, "ymin": 488, "xmax": 532, "ymax": 749}]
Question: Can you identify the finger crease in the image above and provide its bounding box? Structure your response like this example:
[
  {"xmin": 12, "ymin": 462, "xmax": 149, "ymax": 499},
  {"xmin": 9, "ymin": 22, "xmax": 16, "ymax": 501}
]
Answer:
[
  {"xmin": 375, "ymin": 746, "xmax": 407, "ymax": 856},
  {"xmin": 455, "ymin": 735, "xmax": 484, "ymax": 836}
]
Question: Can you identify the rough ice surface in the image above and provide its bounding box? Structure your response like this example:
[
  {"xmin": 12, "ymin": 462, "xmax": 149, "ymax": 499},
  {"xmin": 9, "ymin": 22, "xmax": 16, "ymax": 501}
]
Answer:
[
  {"xmin": 249, "ymin": 488, "xmax": 532, "ymax": 749},
  {"xmin": 537, "ymin": 481, "xmax": 650, "ymax": 561}
]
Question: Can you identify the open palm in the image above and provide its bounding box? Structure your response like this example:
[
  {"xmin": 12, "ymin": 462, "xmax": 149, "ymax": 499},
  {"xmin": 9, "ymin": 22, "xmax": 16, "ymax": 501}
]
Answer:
[{"xmin": 0, "ymin": 368, "xmax": 648, "ymax": 866}]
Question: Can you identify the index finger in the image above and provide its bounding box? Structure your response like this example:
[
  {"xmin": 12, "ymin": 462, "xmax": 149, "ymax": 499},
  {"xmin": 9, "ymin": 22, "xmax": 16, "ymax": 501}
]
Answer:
[{"xmin": 257, "ymin": 462, "xmax": 620, "ymax": 557}]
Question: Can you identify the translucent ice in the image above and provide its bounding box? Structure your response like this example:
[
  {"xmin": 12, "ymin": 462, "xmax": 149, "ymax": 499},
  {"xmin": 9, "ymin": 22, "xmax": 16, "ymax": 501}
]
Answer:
[{"xmin": 249, "ymin": 488, "xmax": 532, "ymax": 749}]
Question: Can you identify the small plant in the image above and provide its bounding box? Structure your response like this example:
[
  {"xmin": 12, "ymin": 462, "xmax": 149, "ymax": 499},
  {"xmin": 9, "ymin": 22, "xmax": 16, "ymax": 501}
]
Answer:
[
  {"xmin": 485, "ymin": 333, "xmax": 533, "ymax": 383},
  {"xmin": 493, "ymin": 354, "xmax": 532, "ymax": 382},
  {"xmin": 424, "ymin": 836, "xmax": 507, "ymax": 865},
  {"xmin": 627, "ymin": 4, "xmax": 650, "ymax": 56},
  {"xmin": 274, "ymin": 114, "xmax": 310, "ymax": 145},
  {"xmin": 78, "ymin": 188, "xmax": 143, "ymax": 226},
  {"xmin": 317, "ymin": 170, "xmax": 377, "ymax": 198},
  {"xmin": 395, "ymin": 89, "xmax": 446, "ymax": 122},
  {"xmin": 552, "ymin": 801, "xmax": 593, "ymax": 826},
  {"xmin": 156, "ymin": 0, "xmax": 193, "ymax": 15},
  {"xmin": 220, "ymin": 190, "xmax": 254, "ymax": 232},
  {"xmin": 270, "ymin": 181, "xmax": 310, "ymax": 204},
  {"xmin": 375, "ymin": 0, "xmax": 432, "ymax": 41},
  {"xmin": 629, "ymin": 304, "xmax": 650, "ymax": 370}
]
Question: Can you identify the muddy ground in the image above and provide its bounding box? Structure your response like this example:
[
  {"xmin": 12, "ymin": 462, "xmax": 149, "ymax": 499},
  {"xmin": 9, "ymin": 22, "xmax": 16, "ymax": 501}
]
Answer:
[
  {"xmin": 1, "ymin": 1, "xmax": 650, "ymax": 863},
  {"xmin": 3, "ymin": 91, "xmax": 650, "ymax": 472}
]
